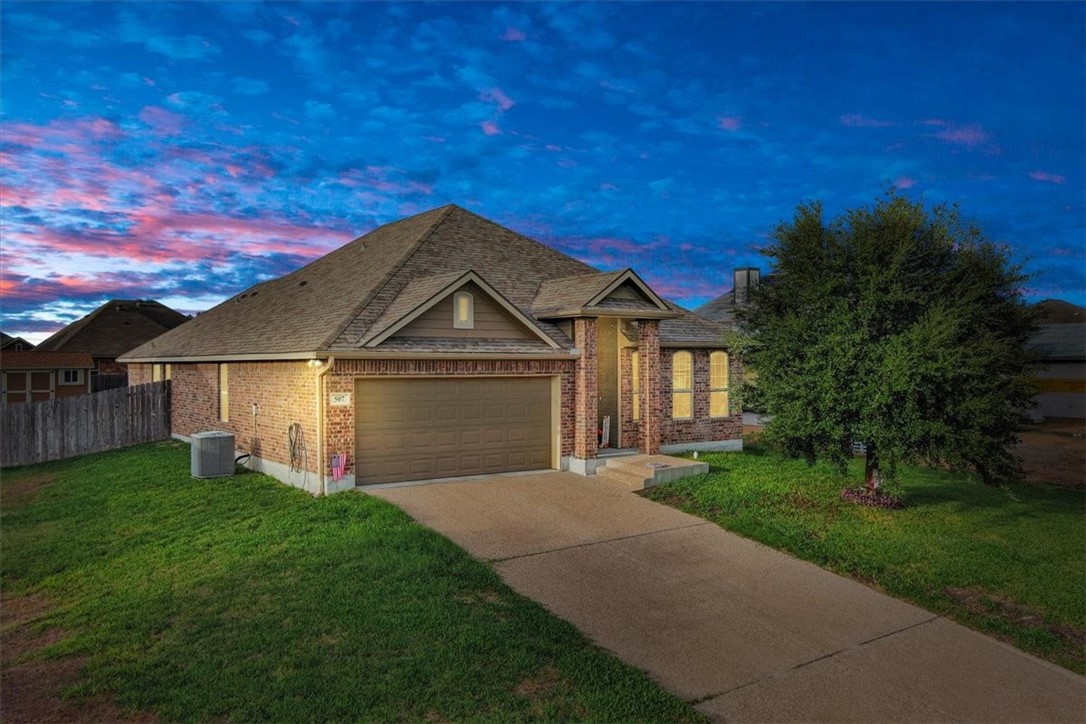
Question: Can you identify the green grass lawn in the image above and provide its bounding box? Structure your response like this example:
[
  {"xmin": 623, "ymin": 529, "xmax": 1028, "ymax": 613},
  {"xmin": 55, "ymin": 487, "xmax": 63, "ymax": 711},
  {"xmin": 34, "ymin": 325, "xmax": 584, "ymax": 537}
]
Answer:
[
  {"xmin": 646, "ymin": 444, "xmax": 1086, "ymax": 674},
  {"xmin": 1, "ymin": 441, "xmax": 700, "ymax": 722}
]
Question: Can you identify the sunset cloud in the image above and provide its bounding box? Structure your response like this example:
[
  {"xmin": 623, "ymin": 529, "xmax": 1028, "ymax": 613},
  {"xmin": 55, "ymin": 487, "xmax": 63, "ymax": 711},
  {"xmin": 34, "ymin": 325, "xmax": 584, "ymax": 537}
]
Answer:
[
  {"xmin": 718, "ymin": 116, "xmax": 742, "ymax": 132},
  {"xmin": 1028, "ymin": 170, "xmax": 1066, "ymax": 184},
  {"xmin": 0, "ymin": 1, "xmax": 1082, "ymax": 341}
]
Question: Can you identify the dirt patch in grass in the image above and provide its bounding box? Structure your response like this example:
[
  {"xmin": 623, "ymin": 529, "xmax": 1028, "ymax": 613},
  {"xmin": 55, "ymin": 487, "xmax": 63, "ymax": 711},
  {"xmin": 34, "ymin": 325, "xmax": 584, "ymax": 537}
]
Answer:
[
  {"xmin": 514, "ymin": 663, "xmax": 565, "ymax": 701},
  {"xmin": 1, "ymin": 472, "xmax": 58, "ymax": 507},
  {"xmin": 1014, "ymin": 420, "xmax": 1085, "ymax": 489},
  {"xmin": 946, "ymin": 586, "xmax": 1086, "ymax": 650},
  {"xmin": 0, "ymin": 592, "xmax": 153, "ymax": 724}
]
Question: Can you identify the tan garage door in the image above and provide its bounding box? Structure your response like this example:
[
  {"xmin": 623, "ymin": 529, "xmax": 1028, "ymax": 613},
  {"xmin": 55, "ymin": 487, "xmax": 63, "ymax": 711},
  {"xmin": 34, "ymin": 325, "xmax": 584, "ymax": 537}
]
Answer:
[{"xmin": 354, "ymin": 377, "xmax": 552, "ymax": 485}]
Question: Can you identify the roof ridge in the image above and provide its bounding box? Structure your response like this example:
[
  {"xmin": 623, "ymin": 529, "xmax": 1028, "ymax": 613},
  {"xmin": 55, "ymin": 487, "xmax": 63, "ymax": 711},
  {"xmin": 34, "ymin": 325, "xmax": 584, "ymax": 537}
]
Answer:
[{"xmin": 317, "ymin": 205, "xmax": 457, "ymax": 349}]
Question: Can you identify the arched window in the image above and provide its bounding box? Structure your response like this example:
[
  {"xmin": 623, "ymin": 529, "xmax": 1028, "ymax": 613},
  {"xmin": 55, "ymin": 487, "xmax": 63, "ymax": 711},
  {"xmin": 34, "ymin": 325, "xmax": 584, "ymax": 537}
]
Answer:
[
  {"xmin": 710, "ymin": 351, "xmax": 729, "ymax": 417},
  {"xmin": 453, "ymin": 291, "xmax": 474, "ymax": 329},
  {"xmin": 631, "ymin": 350, "xmax": 640, "ymax": 421},
  {"xmin": 671, "ymin": 351, "xmax": 693, "ymax": 419}
]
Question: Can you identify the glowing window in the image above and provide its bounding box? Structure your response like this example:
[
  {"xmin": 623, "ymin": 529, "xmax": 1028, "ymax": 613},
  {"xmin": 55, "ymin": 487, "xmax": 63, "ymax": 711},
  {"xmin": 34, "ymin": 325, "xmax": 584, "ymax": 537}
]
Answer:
[
  {"xmin": 219, "ymin": 364, "xmax": 229, "ymax": 422},
  {"xmin": 453, "ymin": 291, "xmax": 474, "ymax": 329},
  {"xmin": 631, "ymin": 350, "xmax": 640, "ymax": 421},
  {"xmin": 710, "ymin": 351, "xmax": 730, "ymax": 418},
  {"xmin": 671, "ymin": 351, "xmax": 693, "ymax": 419}
]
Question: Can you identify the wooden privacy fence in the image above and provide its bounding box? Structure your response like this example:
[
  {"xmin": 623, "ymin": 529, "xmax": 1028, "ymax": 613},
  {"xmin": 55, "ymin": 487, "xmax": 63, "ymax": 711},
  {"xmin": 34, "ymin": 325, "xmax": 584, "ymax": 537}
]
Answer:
[{"xmin": 1, "ymin": 381, "xmax": 171, "ymax": 467}]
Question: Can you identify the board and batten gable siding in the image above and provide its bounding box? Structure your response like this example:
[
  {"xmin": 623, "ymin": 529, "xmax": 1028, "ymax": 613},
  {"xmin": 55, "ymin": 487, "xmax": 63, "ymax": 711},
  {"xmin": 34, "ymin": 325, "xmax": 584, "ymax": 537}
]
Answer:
[
  {"xmin": 131, "ymin": 360, "xmax": 320, "ymax": 474},
  {"xmin": 392, "ymin": 282, "xmax": 533, "ymax": 340}
]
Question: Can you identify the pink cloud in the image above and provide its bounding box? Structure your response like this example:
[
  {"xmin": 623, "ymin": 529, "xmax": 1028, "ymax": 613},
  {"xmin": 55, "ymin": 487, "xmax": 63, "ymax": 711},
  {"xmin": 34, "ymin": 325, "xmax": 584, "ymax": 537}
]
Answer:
[
  {"xmin": 501, "ymin": 27, "xmax": 526, "ymax": 42},
  {"xmin": 893, "ymin": 176, "xmax": 916, "ymax": 189},
  {"xmin": 718, "ymin": 116, "xmax": 742, "ymax": 132},
  {"xmin": 544, "ymin": 144, "xmax": 561, "ymax": 152},
  {"xmin": 480, "ymin": 120, "xmax": 501, "ymax": 136},
  {"xmin": 600, "ymin": 183, "xmax": 618, "ymax": 191},
  {"xmin": 423, "ymin": 135, "xmax": 445, "ymax": 143},
  {"xmin": 1028, "ymin": 170, "xmax": 1066, "ymax": 184},
  {"xmin": 840, "ymin": 114, "xmax": 896, "ymax": 128},
  {"xmin": 918, "ymin": 118, "xmax": 948, "ymax": 127},
  {"xmin": 139, "ymin": 106, "xmax": 187, "ymax": 136},
  {"xmin": 480, "ymin": 87, "xmax": 515, "ymax": 112},
  {"xmin": 934, "ymin": 124, "xmax": 989, "ymax": 147}
]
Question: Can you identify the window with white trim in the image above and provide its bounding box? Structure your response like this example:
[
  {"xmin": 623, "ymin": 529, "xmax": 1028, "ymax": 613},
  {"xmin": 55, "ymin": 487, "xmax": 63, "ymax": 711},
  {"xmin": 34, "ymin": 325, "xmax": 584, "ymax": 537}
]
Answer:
[
  {"xmin": 631, "ymin": 350, "xmax": 640, "ymax": 421},
  {"xmin": 710, "ymin": 351, "xmax": 730, "ymax": 417},
  {"xmin": 60, "ymin": 369, "xmax": 83, "ymax": 385},
  {"xmin": 453, "ymin": 291, "xmax": 474, "ymax": 329},
  {"xmin": 219, "ymin": 363, "xmax": 229, "ymax": 422},
  {"xmin": 671, "ymin": 351, "xmax": 693, "ymax": 419}
]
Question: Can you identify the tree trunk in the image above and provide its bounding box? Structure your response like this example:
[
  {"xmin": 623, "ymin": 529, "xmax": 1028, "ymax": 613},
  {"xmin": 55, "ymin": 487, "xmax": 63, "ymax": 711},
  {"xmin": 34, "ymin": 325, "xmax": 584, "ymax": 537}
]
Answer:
[{"xmin": 864, "ymin": 444, "xmax": 880, "ymax": 493}]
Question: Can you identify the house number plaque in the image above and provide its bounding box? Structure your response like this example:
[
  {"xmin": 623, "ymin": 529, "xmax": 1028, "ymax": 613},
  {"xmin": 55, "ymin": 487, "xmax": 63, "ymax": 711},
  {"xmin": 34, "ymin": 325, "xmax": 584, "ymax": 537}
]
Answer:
[{"xmin": 329, "ymin": 392, "xmax": 352, "ymax": 407}]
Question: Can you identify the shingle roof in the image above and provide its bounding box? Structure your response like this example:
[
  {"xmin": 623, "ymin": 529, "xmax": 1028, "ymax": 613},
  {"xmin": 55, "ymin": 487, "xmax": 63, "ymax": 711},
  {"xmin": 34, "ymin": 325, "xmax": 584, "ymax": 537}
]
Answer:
[
  {"xmin": 0, "ymin": 332, "xmax": 34, "ymax": 351},
  {"xmin": 34, "ymin": 300, "xmax": 189, "ymax": 359},
  {"xmin": 531, "ymin": 271, "xmax": 627, "ymax": 315},
  {"xmin": 695, "ymin": 292, "xmax": 739, "ymax": 325},
  {"xmin": 0, "ymin": 351, "xmax": 95, "ymax": 371},
  {"xmin": 121, "ymin": 205, "xmax": 726, "ymax": 360},
  {"xmin": 1034, "ymin": 299, "xmax": 1085, "ymax": 325}
]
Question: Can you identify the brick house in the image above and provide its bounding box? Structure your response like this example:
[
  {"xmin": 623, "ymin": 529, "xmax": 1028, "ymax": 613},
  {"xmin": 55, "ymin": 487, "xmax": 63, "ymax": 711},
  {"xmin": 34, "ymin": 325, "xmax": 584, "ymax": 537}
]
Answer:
[
  {"xmin": 121, "ymin": 205, "xmax": 741, "ymax": 494},
  {"xmin": 1, "ymin": 351, "xmax": 95, "ymax": 403},
  {"xmin": 35, "ymin": 299, "xmax": 189, "ymax": 376}
]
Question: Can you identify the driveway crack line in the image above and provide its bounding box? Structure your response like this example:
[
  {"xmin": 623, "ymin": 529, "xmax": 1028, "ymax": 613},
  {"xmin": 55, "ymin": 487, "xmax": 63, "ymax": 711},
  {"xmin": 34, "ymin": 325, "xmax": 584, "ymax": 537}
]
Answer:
[
  {"xmin": 487, "ymin": 521, "xmax": 713, "ymax": 563},
  {"xmin": 690, "ymin": 614, "xmax": 941, "ymax": 706}
]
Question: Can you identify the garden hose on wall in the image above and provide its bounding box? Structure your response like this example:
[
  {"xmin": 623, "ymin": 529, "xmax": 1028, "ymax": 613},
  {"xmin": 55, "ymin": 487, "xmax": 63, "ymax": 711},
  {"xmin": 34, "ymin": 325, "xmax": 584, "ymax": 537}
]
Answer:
[{"xmin": 288, "ymin": 423, "xmax": 308, "ymax": 484}]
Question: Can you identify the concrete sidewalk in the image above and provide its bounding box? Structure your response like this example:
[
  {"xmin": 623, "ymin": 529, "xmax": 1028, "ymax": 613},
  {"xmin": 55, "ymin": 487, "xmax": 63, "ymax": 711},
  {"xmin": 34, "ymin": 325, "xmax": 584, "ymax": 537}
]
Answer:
[{"xmin": 371, "ymin": 472, "xmax": 1085, "ymax": 722}]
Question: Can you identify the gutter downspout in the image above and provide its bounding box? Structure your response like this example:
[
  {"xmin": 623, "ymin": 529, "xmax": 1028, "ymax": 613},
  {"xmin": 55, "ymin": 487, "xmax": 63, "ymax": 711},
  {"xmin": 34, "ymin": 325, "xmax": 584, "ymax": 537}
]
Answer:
[{"xmin": 313, "ymin": 356, "xmax": 335, "ymax": 496}]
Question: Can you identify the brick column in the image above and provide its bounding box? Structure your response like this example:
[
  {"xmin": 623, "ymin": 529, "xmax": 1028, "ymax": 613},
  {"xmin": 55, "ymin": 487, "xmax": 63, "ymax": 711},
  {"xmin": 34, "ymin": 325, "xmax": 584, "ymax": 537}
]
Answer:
[
  {"xmin": 573, "ymin": 318, "xmax": 598, "ymax": 462},
  {"xmin": 638, "ymin": 320, "xmax": 661, "ymax": 455}
]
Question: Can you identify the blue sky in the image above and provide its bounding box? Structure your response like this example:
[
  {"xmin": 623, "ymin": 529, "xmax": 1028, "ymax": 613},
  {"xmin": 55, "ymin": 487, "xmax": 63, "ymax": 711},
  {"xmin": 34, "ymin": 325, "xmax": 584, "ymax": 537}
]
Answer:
[{"xmin": 2, "ymin": 2, "xmax": 1083, "ymax": 341}]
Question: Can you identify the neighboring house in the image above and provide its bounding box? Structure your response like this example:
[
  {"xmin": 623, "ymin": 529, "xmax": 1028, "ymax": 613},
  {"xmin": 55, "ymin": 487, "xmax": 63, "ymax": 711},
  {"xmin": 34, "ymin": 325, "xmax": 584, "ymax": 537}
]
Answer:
[
  {"xmin": 696, "ymin": 266, "xmax": 772, "ymax": 327},
  {"xmin": 0, "ymin": 351, "xmax": 95, "ymax": 403},
  {"xmin": 120, "ymin": 205, "xmax": 741, "ymax": 494},
  {"xmin": 35, "ymin": 299, "xmax": 189, "ymax": 376},
  {"xmin": 1028, "ymin": 299, "xmax": 1085, "ymax": 420},
  {"xmin": 1, "ymin": 332, "xmax": 35, "ymax": 351}
]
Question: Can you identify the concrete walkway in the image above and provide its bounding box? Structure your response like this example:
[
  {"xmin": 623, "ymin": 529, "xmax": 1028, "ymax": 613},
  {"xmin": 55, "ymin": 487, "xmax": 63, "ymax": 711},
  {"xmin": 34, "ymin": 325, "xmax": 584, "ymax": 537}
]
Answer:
[{"xmin": 371, "ymin": 472, "xmax": 1086, "ymax": 722}]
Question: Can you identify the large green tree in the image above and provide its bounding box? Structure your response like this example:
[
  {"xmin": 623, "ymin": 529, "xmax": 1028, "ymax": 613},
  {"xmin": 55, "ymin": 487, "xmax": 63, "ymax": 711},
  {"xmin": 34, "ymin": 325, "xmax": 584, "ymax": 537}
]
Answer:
[{"xmin": 738, "ymin": 193, "xmax": 1036, "ymax": 489}]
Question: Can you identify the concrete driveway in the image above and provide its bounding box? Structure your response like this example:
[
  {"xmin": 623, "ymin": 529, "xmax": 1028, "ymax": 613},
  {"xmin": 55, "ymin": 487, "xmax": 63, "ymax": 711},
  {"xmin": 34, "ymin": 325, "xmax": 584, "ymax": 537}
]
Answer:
[{"xmin": 371, "ymin": 472, "xmax": 1085, "ymax": 722}]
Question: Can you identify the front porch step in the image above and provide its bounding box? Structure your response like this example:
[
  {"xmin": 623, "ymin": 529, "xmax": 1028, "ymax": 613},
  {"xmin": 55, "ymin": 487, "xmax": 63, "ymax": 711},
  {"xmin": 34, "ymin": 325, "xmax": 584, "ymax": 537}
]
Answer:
[{"xmin": 595, "ymin": 454, "xmax": 710, "ymax": 491}]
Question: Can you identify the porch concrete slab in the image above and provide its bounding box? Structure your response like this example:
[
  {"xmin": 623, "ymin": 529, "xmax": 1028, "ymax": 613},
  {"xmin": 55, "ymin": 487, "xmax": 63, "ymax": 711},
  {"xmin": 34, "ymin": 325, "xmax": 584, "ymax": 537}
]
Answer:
[
  {"xmin": 698, "ymin": 616, "xmax": 1086, "ymax": 722},
  {"xmin": 369, "ymin": 471, "xmax": 703, "ymax": 560},
  {"xmin": 495, "ymin": 522, "xmax": 934, "ymax": 702}
]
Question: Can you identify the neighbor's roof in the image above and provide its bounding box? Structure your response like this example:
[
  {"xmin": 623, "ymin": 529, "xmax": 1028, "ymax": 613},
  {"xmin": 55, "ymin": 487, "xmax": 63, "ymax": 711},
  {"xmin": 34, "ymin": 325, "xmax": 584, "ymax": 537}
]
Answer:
[
  {"xmin": 121, "ymin": 205, "xmax": 726, "ymax": 360},
  {"xmin": 1028, "ymin": 323, "xmax": 1086, "ymax": 362},
  {"xmin": 0, "ymin": 332, "xmax": 34, "ymax": 350},
  {"xmin": 35, "ymin": 299, "xmax": 189, "ymax": 359},
  {"xmin": 1033, "ymin": 299, "xmax": 1085, "ymax": 325},
  {"xmin": 0, "ymin": 351, "xmax": 95, "ymax": 371}
]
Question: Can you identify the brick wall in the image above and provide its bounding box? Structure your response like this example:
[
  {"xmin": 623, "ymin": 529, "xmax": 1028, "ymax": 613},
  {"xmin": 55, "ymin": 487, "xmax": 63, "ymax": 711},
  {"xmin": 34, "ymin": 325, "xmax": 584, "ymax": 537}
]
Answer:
[
  {"xmin": 573, "ymin": 318, "xmax": 598, "ymax": 460},
  {"xmin": 620, "ymin": 346, "xmax": 743, "ymax": 449},
  {"xmin": 168, "ymin": 361, "xmax": 319, "ymax": 473},
  {"xmin": 128, "ymin": 363, "xmax": 152, "ymax": 386},
  {"xmin": 97, "ymin": 358, "xmax": 127, "ymax": 375},
  {"xmin": 638, "ymin": 320, "xmax": 661, "ymax": 454},
  {"xmin": 325, "ymin": 358, "xmax": 577, "ymax": 477}
]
